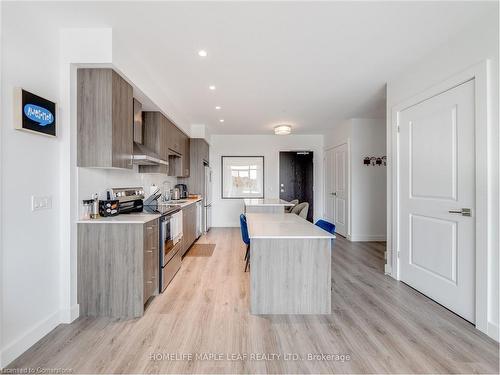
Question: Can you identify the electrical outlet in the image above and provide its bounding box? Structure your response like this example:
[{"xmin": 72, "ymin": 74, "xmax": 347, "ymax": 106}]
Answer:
[{"xmin": 31, "ymin": 196, "xmax": 52, "ymax": 211}]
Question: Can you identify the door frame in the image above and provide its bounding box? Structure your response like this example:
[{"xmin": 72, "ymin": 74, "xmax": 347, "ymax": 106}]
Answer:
[
  {"xmin": 390, "ymin": 61, "xmax": 490, "ymax": 335},
  {"xmin": 278, "ymin": 150, "xmax": 314, "ymax": 219},
  {"xmin": 324, "ymin": 140, "xmax": 351, "ymax": 239}
]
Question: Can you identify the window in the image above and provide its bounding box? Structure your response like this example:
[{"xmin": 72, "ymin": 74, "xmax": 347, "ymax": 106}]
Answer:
[{"xmin": 221, "ymin": 156, "xmax": 264, "ymax": 199}]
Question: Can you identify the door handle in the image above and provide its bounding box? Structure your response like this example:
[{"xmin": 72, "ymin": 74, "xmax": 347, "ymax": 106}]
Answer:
[
  {"xmin": 331, "ymin": 192, "xmax": 337, "ymax": 196},
  {"xmin": 448, "ymin": 208, "xmax": 471, "ymax": 216}
]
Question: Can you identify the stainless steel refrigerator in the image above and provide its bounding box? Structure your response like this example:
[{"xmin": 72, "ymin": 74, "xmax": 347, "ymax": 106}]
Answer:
[{"xmin": 203, "ymin": 164, "xmax": 212, "ymax": 232}]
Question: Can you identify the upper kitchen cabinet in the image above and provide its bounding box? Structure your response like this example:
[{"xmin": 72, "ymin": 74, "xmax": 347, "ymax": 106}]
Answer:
[
  {"xmin": 166, "ymin": 120, "xmax": 182, "ymax": 155},
  {"xmin": 181, "ymin": 134, "xmax": 190, "ymax": 177},
  {"xmin": 77, "ymin": 68, "xmax": 133, "ymax": 169},
  {"xmin": 179, "ymin": 138, "xmax": 209, "ymax": 194}
]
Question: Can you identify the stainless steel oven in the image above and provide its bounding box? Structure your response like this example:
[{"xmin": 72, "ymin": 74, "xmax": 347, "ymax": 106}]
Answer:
[{"xmin": 159, "ymin": 209, "xmax": 183, "ymax": 292}]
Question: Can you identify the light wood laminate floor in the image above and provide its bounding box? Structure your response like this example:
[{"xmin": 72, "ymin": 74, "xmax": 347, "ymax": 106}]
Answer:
[{"xmin": 8, "ymin": 228, "xmax": 499, "ymax": 373}]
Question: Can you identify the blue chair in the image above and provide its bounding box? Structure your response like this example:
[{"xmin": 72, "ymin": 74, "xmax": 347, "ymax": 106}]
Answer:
[
  {"xmin": 240, "ymin": 214, "xmax": 251, "ymax": 272},
  {"xmin": 315, "ymin": 219, "xmax": 336, "ymax": 234}
]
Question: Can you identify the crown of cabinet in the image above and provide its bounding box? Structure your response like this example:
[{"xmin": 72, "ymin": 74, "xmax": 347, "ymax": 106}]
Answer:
[{"xmin": 77, "ymin": 68, "xmax": 133, "ymax": 169}]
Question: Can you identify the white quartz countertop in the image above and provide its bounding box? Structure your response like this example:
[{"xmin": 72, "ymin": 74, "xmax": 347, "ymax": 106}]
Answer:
[
  {"xmin": 77, "ymin": 213, "xmax": 162, "ymax": 224},
  {"xmin": 77, "ymin": 197, "xmax": 202, "ymax": 224},
  {"xmin": 244, "ymin": 198, "xmax": 294, "ymax": 207},
  {"xmin": 246, "ymin": 213, "xmax": 336, "ymax": 239}
]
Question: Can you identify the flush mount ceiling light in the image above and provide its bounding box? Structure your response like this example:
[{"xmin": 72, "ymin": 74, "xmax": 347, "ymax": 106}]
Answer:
[
  {"xmin": 274, "ymin": 124, "xmax": 292, "ymax": 135},
  {"xmin": 215, "ymin": 106, "xmax": 221, "ymax": 110},
  {"xmin": 219, "ymin": 119, "xmax": 225, "ymax": 123},
  {"xmin": 209, "ymin": 85, "xmax": 216, "ymax": 90},
  {"xmin": 198, "ymin": 50, "xmax": 208, "ymax": 57}
]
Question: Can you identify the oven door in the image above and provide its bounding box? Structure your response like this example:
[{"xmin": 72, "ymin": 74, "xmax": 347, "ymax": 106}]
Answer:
[{"xmin": 160, "ymin": 217, "xmax": 177, "ymax": 267}]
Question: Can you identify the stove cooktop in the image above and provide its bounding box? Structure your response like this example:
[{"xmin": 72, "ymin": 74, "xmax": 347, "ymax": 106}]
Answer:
[{"xmin": 143, "ymin": 203, "xmax": 181, "ymax": 216}]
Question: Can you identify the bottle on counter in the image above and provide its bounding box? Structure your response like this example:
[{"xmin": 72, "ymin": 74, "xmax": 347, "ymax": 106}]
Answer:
[{"xmin": 91, "ymin": 193, "xmax": 99, "ymax": 219}]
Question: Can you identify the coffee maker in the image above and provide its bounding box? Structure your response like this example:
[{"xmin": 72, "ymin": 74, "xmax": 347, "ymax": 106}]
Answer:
[{"xmin": 175, "ymin": 184, "xmax": 188, "ymax": 199}]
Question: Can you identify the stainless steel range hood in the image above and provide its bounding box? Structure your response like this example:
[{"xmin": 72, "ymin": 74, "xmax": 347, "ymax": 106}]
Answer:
[
  {"xmin": 133, "ymin": 142, "xmax": 169, "ymax": 166},
  {"xmin": 132, "ymin": 98, "xmax": 168, "ymax": 166}
]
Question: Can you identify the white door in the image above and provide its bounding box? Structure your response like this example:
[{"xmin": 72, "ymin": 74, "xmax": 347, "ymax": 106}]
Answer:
[
  {"xmin": 399, "ymin": 79, "xmax": 475, "ymax": 323},
  {"xmin": 325, "ymin": 144, "xmax": 348, "ymax": 236}
]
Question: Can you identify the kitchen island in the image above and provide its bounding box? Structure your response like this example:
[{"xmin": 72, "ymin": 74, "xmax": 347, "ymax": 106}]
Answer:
[
  {"xmin": 244, "ymin": 198, "xmax": 294, "ymax": 213},
  {"xmin": 246, "ymin": 213, "xmax": 335, "ymax": 314}
]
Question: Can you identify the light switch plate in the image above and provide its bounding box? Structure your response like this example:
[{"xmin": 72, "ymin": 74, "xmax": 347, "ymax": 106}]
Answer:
[{"xmin": 31, "ymin": 196, "xmax": 52, "ymax": 211}]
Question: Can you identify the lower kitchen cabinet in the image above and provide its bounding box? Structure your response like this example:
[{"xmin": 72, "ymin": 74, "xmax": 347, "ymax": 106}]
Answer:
[
  {"xmin": 143, "ymin": 220, "xmax": 159, "ymax": 303},
  {"xmin": 77, "ymin": 218, "xmax": 159, "ymax": 318},
  {"xmin": 181, "ymin": 203, "xmax": 197, "ymax": 256}
]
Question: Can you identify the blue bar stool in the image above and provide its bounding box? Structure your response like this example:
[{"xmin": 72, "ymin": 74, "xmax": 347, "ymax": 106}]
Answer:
[
  {"xmin": 240, "ymin": 214, "xmax": 251, "ymax": 272},
  {"xmin": 315, "ymin": 219, "xmax": 336, "ymax": 234}
]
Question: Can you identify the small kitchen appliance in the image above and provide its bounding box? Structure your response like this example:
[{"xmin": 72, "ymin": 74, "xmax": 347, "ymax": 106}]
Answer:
[
  {"xmin": 175, "ymin": 184, "xmax": 188, "ymax": 199},
  {"xmin": 110, "ymin": 187, "xmax": 144, "ymax": 214},
  {"xmin": 171, "ymin": 187, "xmax": 180, "ymax": 200}
]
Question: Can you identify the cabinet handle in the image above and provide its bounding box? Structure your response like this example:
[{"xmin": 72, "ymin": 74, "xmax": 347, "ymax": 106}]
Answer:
[
  {"xmin": 146, "ymin": 280, "xmax": 153, "ymax": 284},
  {"xmin": 146, "ymin": 250, "xmax": 153, "ymax": 254}
]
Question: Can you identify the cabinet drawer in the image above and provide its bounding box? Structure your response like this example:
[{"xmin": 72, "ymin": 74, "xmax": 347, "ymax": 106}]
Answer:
[{"xmin": 161, "ymin": 243, "xmax": 182, "ymax": 291}]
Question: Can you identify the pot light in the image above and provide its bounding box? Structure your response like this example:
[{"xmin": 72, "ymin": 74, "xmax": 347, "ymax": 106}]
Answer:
[
  {"xmin": 198, "ymin": 50, "xmax": 208, "ymax": 57},
  {"xmin": 219, "ymin": 119, "xmax": 225, "ymax": 123},
  {"xmin": 274, "ymin": 124, "xmax": 292, "ymax": 135},
  {"xmin": 209, "ymin": 85, "xmax": 216, "ymax": 91},
  {"xmin": 215, "ymin": 106, "xmax": 221, "ymax": 110}
]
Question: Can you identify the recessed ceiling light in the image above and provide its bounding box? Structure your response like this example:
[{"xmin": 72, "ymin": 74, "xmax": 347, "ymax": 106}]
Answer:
[
  {"xmin": 219, "ymin": 119, "xmax": 225, "ymax": 123},
  {"xmin": 209, "ymin": 85, "xmax": 216, "ymax": 90},
  {"xmin": 274, "ymin": 124, "xmax": 292, "ymax": 135},
  {"xmin": 215, "ymin": 106, "xmax": 221, "ymax": 110},
  {"xmin": 198, "ymin": 50, "xmax": 208, "ymax": 57}
]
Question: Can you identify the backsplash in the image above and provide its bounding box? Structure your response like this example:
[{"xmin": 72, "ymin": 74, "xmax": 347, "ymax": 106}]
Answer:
[{"xmin": 78, "ymin": 167, "xmax": 178, "ymax": 202}]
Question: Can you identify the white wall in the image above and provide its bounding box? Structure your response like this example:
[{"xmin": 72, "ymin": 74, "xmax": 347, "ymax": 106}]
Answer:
[
  {"xmin": 386, "ymin": 12, "xmax": 499, "ymax": 340},
  {"xmin": 210, "ymin": 135, "xmax": 324, "ymax": 227},
  {"xmin": 1, "ymin": 7, "xmax": 62, "ymax": 366},
  {"xmin": 324, "ymin": 118, "xmax": 386, "ymax": 241},
  {"xmin": 350, "ymin": 119, "xmax": 386, "ymax": 241}
]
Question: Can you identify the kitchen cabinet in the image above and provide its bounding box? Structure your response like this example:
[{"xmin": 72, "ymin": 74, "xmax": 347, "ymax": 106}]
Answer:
[
  {"xmin": 180, "ymin": 133, "xmax": 190, "ymax": 177},
  {"xmin": 165, "ymin": 123, "xmax": 190, "ymax": 177},
  {"xmin": 140, "ymin": 111, "xmax": 169, "ymax": 174},
  {"xmin": 77, "ymin": 218, "xmax": 159, "ymax": 318},
  {"xmin": 179, "ymin": 138, "xmax": 209, "ymax": 195},
  {"xmin": 166, "ymin": 119, "xmax": 182, "ymax": 155},
  {"xmin": 181, "ymin": 203, "xmax": 197, "ymax": 257},
  {"xmin": 143, "ymin": 220, "xmax": 159, "ymax": 303},
  {"xmin": 77, "ymin": 68, "xmax": 133, "ymax": 169}
]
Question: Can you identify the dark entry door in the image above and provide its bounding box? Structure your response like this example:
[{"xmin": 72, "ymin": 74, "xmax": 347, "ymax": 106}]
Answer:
[{"xmin": 279, "ymin": 151, "xmax": 314, "ymax": 221}]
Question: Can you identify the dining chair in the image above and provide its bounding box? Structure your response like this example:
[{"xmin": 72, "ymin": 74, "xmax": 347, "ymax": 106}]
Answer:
[
  {"xmin": 315, "ymin": 219, "xmax": 336, "ymax": 234},
  {"xmin": 291, "ymin": 202, "xmax": 309, "ymax": 219},
  {"xmin": 285, "ymin": 199, "xmax": 299, "ymax": 213},
  {"xmin": 239, "ymin": 214, "xmax": 251, "ymax": 272}
]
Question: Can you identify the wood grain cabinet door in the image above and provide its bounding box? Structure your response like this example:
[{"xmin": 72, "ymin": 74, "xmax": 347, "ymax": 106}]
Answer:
[
  {"xmin": 77, "ymin": 68, "xmax": 133, "ymax": 169},
  {"xmin": 143, "ymin": 220, "xmax": 159, "ymax": 303},
  {"xmin": 111, "ymin": 70, "xmax": 133, "ymax": 169}
]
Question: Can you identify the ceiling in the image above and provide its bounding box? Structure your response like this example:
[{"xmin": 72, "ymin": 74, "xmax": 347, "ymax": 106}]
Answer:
[{"xmin": 4, "ymin": 1, "xmax": 497, "ymax": 134}]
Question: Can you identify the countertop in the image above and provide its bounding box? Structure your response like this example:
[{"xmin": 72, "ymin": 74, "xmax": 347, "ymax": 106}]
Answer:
[
  {"xmin": 164, "ymin": 197, "xmax": 202, "ymax": 208},
  {"xmin": 77, "ymin": 197, "xmax": 202, "ymax": 224},
  {"xmin": 246, "ymin": 213, "xmax": 336, "ymax": 239},
  {"xmin": 244, "ymin": 198, "xmax": 294, "ymax": 207}
]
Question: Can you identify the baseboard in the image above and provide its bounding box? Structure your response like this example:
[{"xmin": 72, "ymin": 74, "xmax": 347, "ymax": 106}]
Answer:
[
  {"xmin": 0, "ymin": 309, "xmax": 60, "ymax": 367},
  {"xmin": 60, "ymin": 304, "xmax": 79, "ymax": 323},
  {"xmin": 350, "ymin": 234, "xmax": 387, "ymax": 242},
  {"xmin": 488, "ymin": 321, "xmax": 499, "ymax": 342},
  {"xmin": 384, "ymin": 263, "xmax": 392, "ymax": 276}
]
